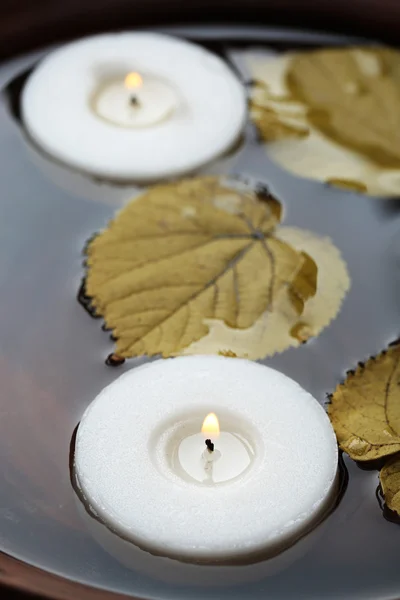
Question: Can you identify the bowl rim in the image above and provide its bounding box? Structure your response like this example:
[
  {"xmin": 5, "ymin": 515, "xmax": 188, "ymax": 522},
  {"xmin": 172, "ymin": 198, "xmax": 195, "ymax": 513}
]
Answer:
[{"xmin": 0, "ymin": 551, "xmax": 134, "ymax": 600}]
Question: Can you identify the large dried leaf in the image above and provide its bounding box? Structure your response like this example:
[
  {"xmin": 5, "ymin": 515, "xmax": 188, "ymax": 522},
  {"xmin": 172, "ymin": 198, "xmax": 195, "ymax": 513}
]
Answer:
[
  {"xmin": 328, "ymin": 341, "xmax": 400, "ymax": 461},
  {"xmin": 84, "ymin": 177, "xmax": 317, "ymax": 358},
  {"xmin": 380, "ymin": 455, "xmax": 400, "ymax": 515},
  {"xmin": 183, "ymin": 227, "xmax": 349, "ymax": 358},
  {"xmin": 241, "ymin": 48, "xmax": 400, "ymax": 197},
  {"xmin": 287, "ymin": 47, "xmax": 400, "ymax": 167}
]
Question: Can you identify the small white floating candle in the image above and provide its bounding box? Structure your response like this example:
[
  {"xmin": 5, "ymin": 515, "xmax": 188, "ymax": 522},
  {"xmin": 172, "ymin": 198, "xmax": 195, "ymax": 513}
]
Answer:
[
  {"xmin": 75, "ymin": 356, "xmax": 338, "ymax": 562},
  {"xmin": 22, "ymin": 33, "xmax": 247, "ymax": 182}
]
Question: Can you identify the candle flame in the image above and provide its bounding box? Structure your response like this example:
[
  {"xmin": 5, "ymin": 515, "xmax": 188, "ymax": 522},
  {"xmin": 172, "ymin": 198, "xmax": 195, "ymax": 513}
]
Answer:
[
  {"xmin": 201, "ymin": 413, "xmax": 220, "ymax": 438},
  {"xmin": 124, "ymin": 72, "xmax": 143, "ymax": 90}
]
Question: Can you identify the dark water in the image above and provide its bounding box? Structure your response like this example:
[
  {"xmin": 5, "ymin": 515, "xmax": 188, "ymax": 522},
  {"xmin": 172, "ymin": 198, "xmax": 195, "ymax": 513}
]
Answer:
[{"xmin": 0, "ymin": 25, "xmax": 399, "ymax": 600}]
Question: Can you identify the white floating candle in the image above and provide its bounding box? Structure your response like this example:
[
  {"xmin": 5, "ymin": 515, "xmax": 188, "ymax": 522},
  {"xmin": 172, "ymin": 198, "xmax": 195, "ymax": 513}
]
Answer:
[
  {"xmin": 22, "ymin": 33, "xmax": 247, "ymax": 182},
  {"xmin": 75, "ymin": 356, "xmax": 338, "ymax": 562}
]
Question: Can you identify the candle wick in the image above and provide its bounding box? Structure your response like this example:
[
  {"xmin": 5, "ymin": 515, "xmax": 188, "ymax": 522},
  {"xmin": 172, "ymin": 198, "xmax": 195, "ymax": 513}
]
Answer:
[
  {"xmin": 130, "ymin": 95, "xmax": 140, "ymax": 108},
  {"xmin": 205, "ymin": 439, "xmax": 214, "ymax": 452}
]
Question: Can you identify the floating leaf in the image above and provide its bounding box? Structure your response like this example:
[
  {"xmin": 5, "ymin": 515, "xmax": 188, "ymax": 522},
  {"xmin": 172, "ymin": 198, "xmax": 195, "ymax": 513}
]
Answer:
[
  {"xmin": 183, "ymin": 227, "xmax": 349, "ymax": 358},
  {"xmin": 380, "ymin": 455, "xmax": 400, "ymax": 515},
  {"xmin": 240, "ymin": 47, "xmax": 400, "ymax": 197},
  {"xmin": 326, "ymin": 178, "xmax": 368, "ymax": 193},
  {"xmin": 328, "ymin": 341, "xmax": 400, "ymax": 461},
  {"xmin": 83, "ymin": 177, "xmax": 318, "ymax": 359},
  {"xmin": 249, "ymin": 70, "xmax": 309, "ymax": 141},
  {"xmin": 251, "ymin": 101, "xmax": 309, "ymax": 142},
  {"xmin": 287, "ymin": 47, "xmax": 400, "ymax": 167}
]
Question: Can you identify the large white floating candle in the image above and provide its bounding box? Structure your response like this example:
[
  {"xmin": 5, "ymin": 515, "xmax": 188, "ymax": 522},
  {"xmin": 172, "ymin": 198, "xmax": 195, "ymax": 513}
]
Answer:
[
  {"xmin": 75, "ymin": 356, "xmax": 338, "ymax": 562},
  {"xmin": 22, "ymin": 33, "xmax": 247, "ymax": 182}
]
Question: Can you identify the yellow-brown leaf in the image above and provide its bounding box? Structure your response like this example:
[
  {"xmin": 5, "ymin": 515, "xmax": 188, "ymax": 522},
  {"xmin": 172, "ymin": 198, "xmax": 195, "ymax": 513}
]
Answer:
[
  {"xmin": 183, "ymin": 227, "xmax": 349, "ymax": 359},
  {"xmin": 287, "ymin": 47, "xmax": 400, "ymax": 168},
  {"xmin": 380, "ymin": 455, "xmax": 400, "ymax": 515},
  {"xmin": 325, "ymin": 178, "xmax": 368, "ymax": 193},
  {"xmin": 84, "ymin": 177, "xmax": 317, "ymax": 359},
  {"xmin": 328, "ymin": 341, "xmax": 400, "ymax": 461},
  {"xmin": 249, "ymin": 75, "xmax": 309, "ymax": 142},
  {"xmin": 251, "ymin": 103, "xmax": 309, "ymax": 142},
  {"xmin": 241, "ymin": 47, "xmax": 400, "ymax": 197}
]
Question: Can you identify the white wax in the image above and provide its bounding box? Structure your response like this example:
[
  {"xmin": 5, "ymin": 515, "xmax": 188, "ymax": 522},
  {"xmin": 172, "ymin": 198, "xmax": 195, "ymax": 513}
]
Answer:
[
  {"xmin": 75, "ymin": 356, "xmax": 338, "ymax": 562},
  {"xmin": 177, "ymin": 431, "xmax": 253, "ymax": 484},
  {"xmin": 22, "ymin": 33, "xmax": 247, "ymax": 182},
  {"xmin": 93, "ymin": 76, "xmax": 177, "ymax": 128}
]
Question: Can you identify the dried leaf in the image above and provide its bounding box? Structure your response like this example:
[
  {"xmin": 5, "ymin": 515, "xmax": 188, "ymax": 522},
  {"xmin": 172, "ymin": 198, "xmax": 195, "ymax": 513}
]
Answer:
[
  {"xmin": 242, "ymin": 47, "xmax": 400, "ymax": 197},
  {"xmin": 328, "ymin": 341, "xmax": 400, "ymax": 461},
  {"xmin": 249, "ymin": 70, "xmax": 309, "ymax": 141},
  {"xmin": 183, "ymin": 227, "xmax": 350, "ymax": 358},
  {"xmin": 287, "ymin": 47, "xmax": 400, "ymax": 167},
  {"xmin": 326, "ymin": 178, "xmax": 368, "ymax": 193},
  {"xmin": 251, "ymin": 103, "xmax": 309, "ymax": 142},
  {"xmin": 380, "ymin": 455, "xmax": 400, "ymax": 515},
  {"xmin": 84, "ymin": 177, "xmax": 317, "ymax": 358}
]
